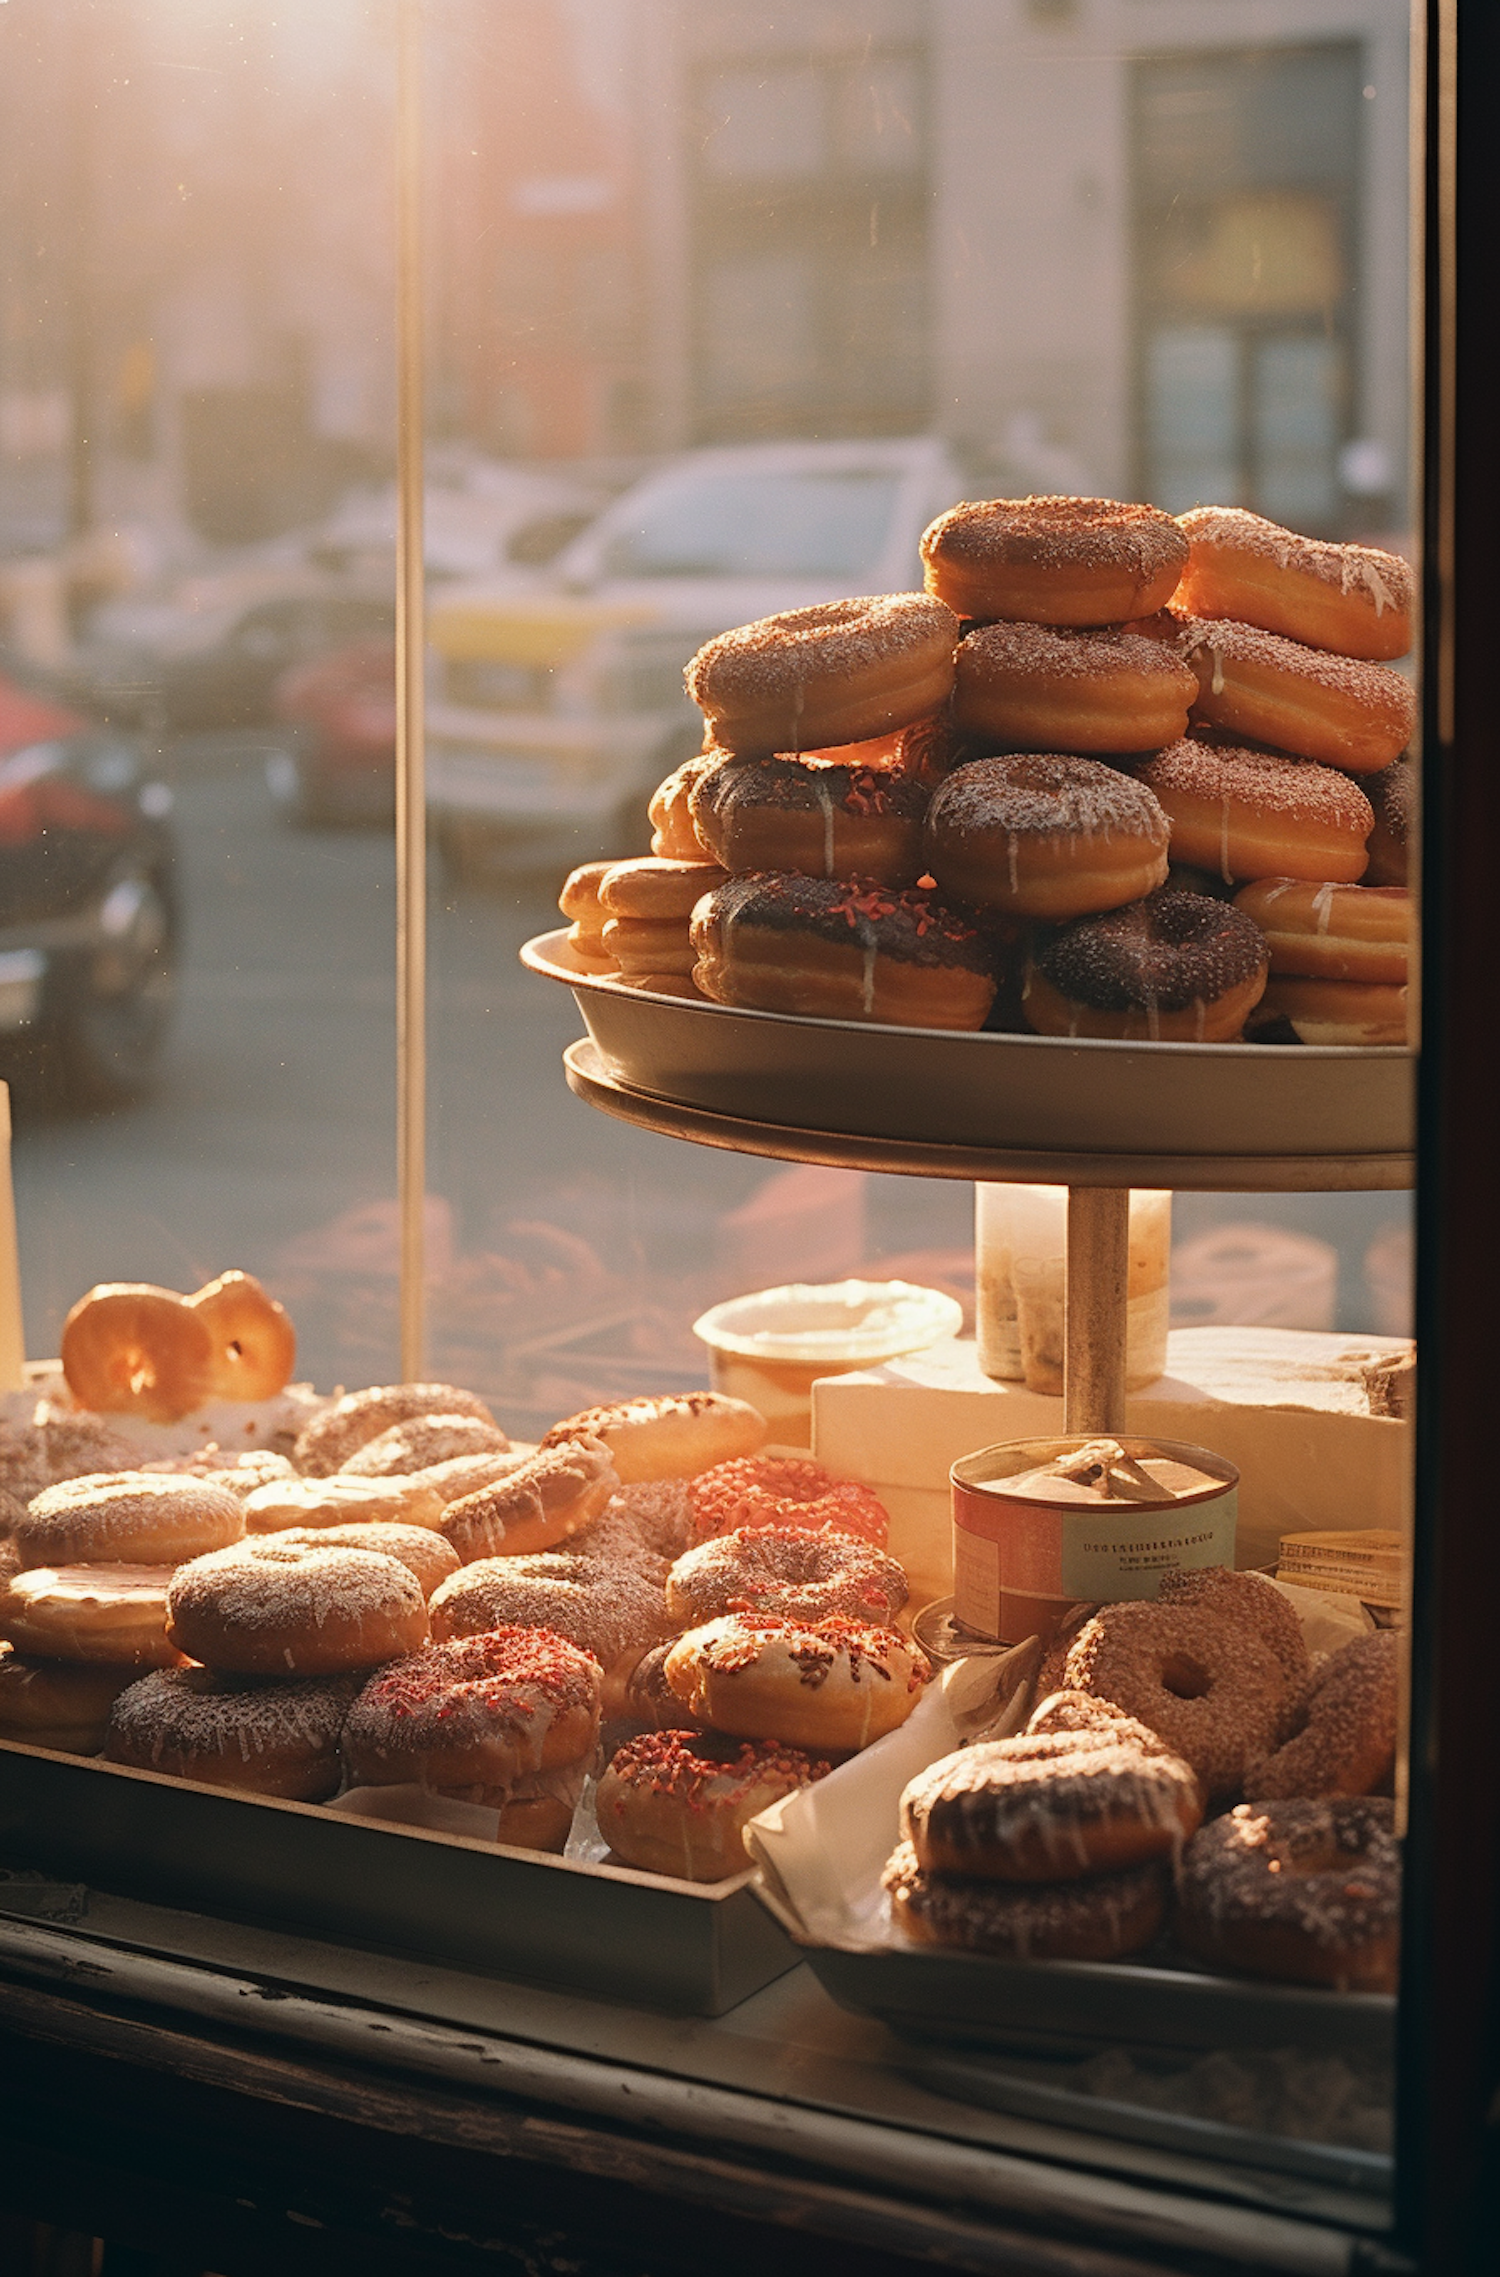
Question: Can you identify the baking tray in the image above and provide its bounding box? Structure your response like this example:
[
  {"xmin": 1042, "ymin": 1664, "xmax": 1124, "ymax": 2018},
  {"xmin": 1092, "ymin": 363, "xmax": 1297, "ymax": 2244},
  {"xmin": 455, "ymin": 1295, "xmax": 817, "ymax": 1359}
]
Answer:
[
  {"xmin": 522, "ymin": 931, "xmax": 1415, "ymax": 1190},
  {"xmin": 0, "ymin": 1740, "xmax": 798, "ymax": 2017}
]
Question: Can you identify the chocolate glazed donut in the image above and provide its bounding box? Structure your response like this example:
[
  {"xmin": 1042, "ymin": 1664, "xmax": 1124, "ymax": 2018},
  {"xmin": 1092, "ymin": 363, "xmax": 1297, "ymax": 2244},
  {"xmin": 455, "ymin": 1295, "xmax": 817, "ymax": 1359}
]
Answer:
[
  {"xmin": 689, "ymin": 754, "xmax": 930, "ymax": 885},
  {"xmin": 1023, "ymin": 887, "xmax": 1270, "ymax": 1042}
]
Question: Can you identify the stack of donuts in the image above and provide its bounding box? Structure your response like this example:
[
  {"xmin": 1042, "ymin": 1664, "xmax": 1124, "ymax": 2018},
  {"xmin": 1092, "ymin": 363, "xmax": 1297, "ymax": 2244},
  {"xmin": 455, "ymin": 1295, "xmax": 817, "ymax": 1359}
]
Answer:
[{"xmin": 562, "ymin": 495, "xmax": 1414, "ymax": 1045}]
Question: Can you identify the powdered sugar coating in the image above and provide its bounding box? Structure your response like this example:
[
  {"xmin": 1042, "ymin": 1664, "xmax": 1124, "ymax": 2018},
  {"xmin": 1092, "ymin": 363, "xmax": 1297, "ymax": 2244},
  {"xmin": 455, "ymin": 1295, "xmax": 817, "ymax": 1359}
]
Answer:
[
  {"xmin": 429, "ymin": 1548, "xmax": 671, "ymax": 1669},
  {"xmin": 1177, "ymin": 1797, "xmax": 1398, "ymax": 1987},
  {"xmin": 900, "ymin": 1727, "xmax": 1202, "ymax": 1880},
  {"xmin": 587, "ymin": 1481, "xmax": 694, "ymax": 1564},
  {"xmin": 1246, "ymin": 1631, "xmax": 1399, "ymax": 1801},
  {"xmin": 1178, "ymin": 508, "xmax": 1411, "ymax": 619},
  {"xmin": 340, "ymin": 1413, "xmax": 511, "ymax": 1478},
  {"xmin": 17, "ymin": 1471, "xmax": 244, "ymax": 1568},
  {"xmin": 294, "ymin": 1383, "xmax": 498, "ymax": 1476},
  {"xmin": 1138, "ymin": 740, "xmax": 1375, "ymax": 834},
  {"xmin": 1035, "ymin": 889, "xmax": 1268, "ymax": 1016},
  {"xmin": 267, "ymin": 1521, "xmax": 461, "ymax": 1598},
  {"xmin": 1181, "ymin": 617, "xmax": 1416, "ymax": 734},
  {"xmin": 667, "ymin": 1524, "xmax": 907, "ymax": 1627},
  {"xmin": 167, "ymin": 1538, "xmax": 426, "ymax": 1666},
  {"xmin": 923, "ymin": 497, "xmax": 1187, "ymax": 583},
  {"xmin": 884, "ymin": 1840, "xmax": 1168, "ymax": 1960},
  {"xmin": 686, "ymin": 595, "xmax": 957, "ymax": 707},
  {"xmin": 959, "ymin": 620, "xmax": 1196, "ymax": 684},
  {"xmin": 0, "ymin": 1414, "xmax": 147, "ymax": 1506},
  {"xmin": 928, "ymin": 754, "xmax": 1170, "ymax": 845}
]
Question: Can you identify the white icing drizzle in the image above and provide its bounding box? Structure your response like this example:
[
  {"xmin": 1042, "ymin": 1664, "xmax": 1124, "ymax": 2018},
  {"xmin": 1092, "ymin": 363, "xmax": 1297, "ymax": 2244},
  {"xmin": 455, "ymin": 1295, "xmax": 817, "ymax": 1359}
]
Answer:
[{"xmin": 815, "ymin": 774, "xmax": 836, "ymax": 877}]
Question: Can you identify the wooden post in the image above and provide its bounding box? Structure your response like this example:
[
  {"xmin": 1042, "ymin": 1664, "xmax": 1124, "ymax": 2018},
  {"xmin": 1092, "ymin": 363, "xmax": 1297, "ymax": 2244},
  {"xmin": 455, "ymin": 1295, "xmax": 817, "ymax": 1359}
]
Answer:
[{"xmin": 1063, "ymin": 1187, "xmax": 1129, "ymax": 1434}]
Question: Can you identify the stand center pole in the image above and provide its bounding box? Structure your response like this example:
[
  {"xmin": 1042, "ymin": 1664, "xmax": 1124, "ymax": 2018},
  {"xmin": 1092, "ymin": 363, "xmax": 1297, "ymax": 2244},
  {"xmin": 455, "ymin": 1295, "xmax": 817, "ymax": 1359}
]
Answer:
[{"xmin": 1064, "ymin": 1187, "xmax": 1130, "ymax": 1434}]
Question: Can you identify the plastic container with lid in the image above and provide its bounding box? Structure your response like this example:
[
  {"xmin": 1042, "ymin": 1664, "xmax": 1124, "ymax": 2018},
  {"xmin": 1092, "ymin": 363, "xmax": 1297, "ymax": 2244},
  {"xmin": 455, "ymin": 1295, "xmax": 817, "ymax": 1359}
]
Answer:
[{"xmin": 692, "ymin": 1278, "xmax": 964, "ymax": 1448}]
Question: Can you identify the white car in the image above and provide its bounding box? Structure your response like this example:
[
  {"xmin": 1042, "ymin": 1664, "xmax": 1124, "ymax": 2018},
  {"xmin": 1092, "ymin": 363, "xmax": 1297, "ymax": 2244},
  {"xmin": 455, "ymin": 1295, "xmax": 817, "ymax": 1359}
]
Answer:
[{"xmin": 423, "ymin": 435, "xmax": 968, "ymax": 878}]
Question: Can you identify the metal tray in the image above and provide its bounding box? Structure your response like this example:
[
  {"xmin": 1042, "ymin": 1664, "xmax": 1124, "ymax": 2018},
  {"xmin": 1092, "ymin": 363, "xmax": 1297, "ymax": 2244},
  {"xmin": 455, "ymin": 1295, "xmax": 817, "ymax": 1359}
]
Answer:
[
  {"xmin": 523, "ymin": 931, "xmax": 1415, "ymax": 1191},
  {"xmin": 0, "ymin": 1740, "xmax": 798, "ymax": 2017}
]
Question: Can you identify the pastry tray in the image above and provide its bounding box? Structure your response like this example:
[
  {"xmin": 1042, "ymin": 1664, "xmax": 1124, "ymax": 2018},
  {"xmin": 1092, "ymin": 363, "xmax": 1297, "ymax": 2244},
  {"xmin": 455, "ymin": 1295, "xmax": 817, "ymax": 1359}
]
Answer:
[
  {"xmin": 0, "ymin": 1739, "xmax": 797, "ymax": 2017},
  {"xmin": 522, "ymin": 932, "xmax": 1415, "ymax": 1191}
]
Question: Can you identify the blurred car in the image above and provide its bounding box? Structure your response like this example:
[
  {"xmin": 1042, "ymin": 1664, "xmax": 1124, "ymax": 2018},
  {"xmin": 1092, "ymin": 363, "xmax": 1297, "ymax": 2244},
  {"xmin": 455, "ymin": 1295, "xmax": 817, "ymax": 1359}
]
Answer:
[
  {"xmin": 265, "ymin": 636, "xmax": 397, "ymax": 826},
  {"xmin": 0, "ymin": 668, "xmax": 178, "ymax": 1106},
  {"xmin": 423, "ymin": 435, "xmax": 969, "ymax": 877}
]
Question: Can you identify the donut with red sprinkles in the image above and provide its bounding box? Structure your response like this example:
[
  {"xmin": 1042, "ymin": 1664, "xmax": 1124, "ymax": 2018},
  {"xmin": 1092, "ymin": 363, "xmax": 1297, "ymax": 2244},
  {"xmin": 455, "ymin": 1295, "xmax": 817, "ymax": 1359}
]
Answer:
[
  {"xmin": 597, "ymin": 1729, "xmax": 831, "ymax": 1881},
  {"xmin": 342, "ymin": 1626, "xmax": 602, "ymax": 1801},
  {"xmin": 667, "ymin": 1522, "xmax": 907, "ymax": 1628},
  {"xmin": 688, "ymin": 1457, "xmax": 891, "ymax": 1548}
]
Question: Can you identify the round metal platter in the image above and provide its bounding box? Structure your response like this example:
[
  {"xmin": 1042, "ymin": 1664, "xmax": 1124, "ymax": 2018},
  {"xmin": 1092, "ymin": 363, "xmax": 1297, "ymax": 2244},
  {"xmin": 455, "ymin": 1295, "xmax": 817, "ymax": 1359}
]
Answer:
[{"xmin": 523, "ymin": 931, "xmax": 1416, "ymax": 1193}]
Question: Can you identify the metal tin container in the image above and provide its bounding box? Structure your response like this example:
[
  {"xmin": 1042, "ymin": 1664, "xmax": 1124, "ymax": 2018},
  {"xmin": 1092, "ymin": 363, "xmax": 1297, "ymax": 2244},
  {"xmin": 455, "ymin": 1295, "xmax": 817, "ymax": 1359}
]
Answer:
[{"xmin": 951, "ymin": 1434, "xmax": 1240, "ymax": 1646}]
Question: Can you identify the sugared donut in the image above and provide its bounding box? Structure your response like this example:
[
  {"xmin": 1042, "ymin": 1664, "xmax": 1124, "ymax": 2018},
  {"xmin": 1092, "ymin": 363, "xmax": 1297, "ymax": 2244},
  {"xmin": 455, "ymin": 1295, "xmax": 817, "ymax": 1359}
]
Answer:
[
  {"xmin": 1246, "ymin": 1630, "xmax": 1399, "ymax": 1801},
  {"xmin": 1175, "ymin": 1797, "xmax": 1399, "ymax": 1990},
  {"xmin": 60, "ymin": 1283, "xmax": 215, "ymax": 1423},
  {"xmin": 687, "ymin": 1458, "xmax": 891, "ymax": 1549},
  {"xmin": 1180, "ymin": 618, "xmax": 1415, "ymax": 774},
  {"xmin": 267, "ymin": 1522, "xmax": 461, "ymax": 1599},
  {"xmin": 293, "ymin": 1383, "xmax": 500, "ymax": 1476},
  {"xmin": 685, "ymin": 595, "xmax": 960, "ymax": 758},
  {"xmin": 1363, "ymin": 759, "xmax": 1413, "ymax": 886},
  {"xmin": 440, "ymin": 1437, "xmax": 619, "ymax": 1562},
  {"xmin": 0, "ymin": 1565, "xmax": 182, "ymax": 1667},
  {"xmin": 898, "ymin": 1726, "xmax": 1202, "ymax": 1882},
  {"xmin": 428, "ymin": 1549, "xmax": 670, "ymax": 1713},
  {"xmin": 339, "ymin": 1413, "xmax": 511, "ymax": 1478},
  {"xmin": 241, "ymin": 1474, "xmax": 445, "ymax": 1535},
  {"xmin": 691, "ymin": 873, "xmax": 999, "ymax": 1030},
  {"xmin": 341, "ymin": 1627, "xmax": 602, "ymax": 1801},
  {"xmin": 585, "ymin": 1480, "xmax": 694, "ymax": 1564},
  {"xmin": 923, "ymin": 755, "xmax": 1170, "ymax": 921},
  {"xmin": 166, "ymin": 1539, "xmax": 429, "ymax": 1676},
  {"xmin": 0, "ymin": 1648, "xmax": 137, "ymax": 1751},
  {"xmin": 953, "ymin": 622, "xmax": 1196, "ymax": 753},
  {"xmin": 1023, "ymin": 888, "xmax": 1269, "ymax": 1043},
  {"xmin": 598, "ymin": 1730, "xmax": 831, "ymax": 1882},
  {"xmin": 1135, "ymin": 740, "xmax": 1373, "ymax": 884},
  {"xmin": 1175, "ymin": 508, "xmax": 1412, "ymax": 661},
  {"xmin": 1058, "ymin": 1597, "xmax": 1301, "ymax": 1799},
  {"xmin": 407, "ymin": 1450, "xmax": 530, "ymax": 1506},
  {"xmin": 663, "ymin": 1613, "xmax": 930, "ymax": 1752},
  {"xmin": 667, "ymin": 1524, "xmax": 907, "ymax": 1629},
  {"xmin": 648, "ymin": 749, "xmax": 719, "ymax": 860},
  {"xmin": 884, "ymin": 1842, "xmax": 1168, "ymax": 1961},
  {"xmin": 105, "ymin": 1666, "xmax": 360, "ymax": 1799},
  {"xmin": 184, "ymin": 1271, "xmax": 297, "ymax": 1401},
  {"xmin": 1249, "ymin": 976, "xmax": 1409, "ymax": 1047},
  {"xmin": 922, "ymin": 496, "xmax": 1187, "ymax": 627},
  {"xmin": 558, "ymin": 859, "xmax": 617, "ymax": 969},
  {"xmin": 1234, "ymin": 880, "xmax": 1410, "ymax": 984},
  {"xmin": 541, "ymin": 1393, "xmax": 765, "ymax": 1486},
  {"xmin": 157, "ymin": 1449, "xmax": 297, "ymax": 1499},
  {"xmin": 688, "ymin": 755, "xmax": 929, "ymax": 886},
  {"xmin": 15, "ymin": 1472, "xmax": 243, "ymax": 1569}
]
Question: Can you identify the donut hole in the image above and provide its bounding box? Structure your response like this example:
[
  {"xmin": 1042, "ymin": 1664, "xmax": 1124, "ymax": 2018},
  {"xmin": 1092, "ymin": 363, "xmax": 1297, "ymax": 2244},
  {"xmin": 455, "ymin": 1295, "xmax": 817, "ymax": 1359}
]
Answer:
[{"xmin": 1159, "ymin": 1651, "xmax": 1213, "ymax": 1701}]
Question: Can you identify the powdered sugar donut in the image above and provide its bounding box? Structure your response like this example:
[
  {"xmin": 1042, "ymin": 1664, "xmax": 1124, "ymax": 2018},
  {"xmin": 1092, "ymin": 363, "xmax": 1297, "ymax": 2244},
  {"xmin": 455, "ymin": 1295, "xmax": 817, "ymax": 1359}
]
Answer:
[
  {"xmin": 293, "ymin": 1383, "xmax": 500, "ymax": 1476},
  {"xmin": 105, "ymin": 1666, "xmax": 360, "ymax": 1799},
  {"xmin": 267, "ymin": 1522, "xmax": 461, "ymax": 1600},
  {"xmin": 540, "ymin": 1393, "xmax": 766, "ymax": 1485},
  {"xmin": 1246, "ymin": 1630, "xmax": 1399, "ymax": 1801},
  {"xmin": 598, "ymin": 1731, "xmax": 831, "ymax": 1881},
  {"xmin": 428, "ymin": 1549, "xmax": 671, "ymax": 1712},
  {"xmin": 341, "ymin": 1628, "xmax": 602, "ymax": 1801},
  {"xmin": 884, "ymin": 1842, "xmax": 1168, "ymax": 1960},
  {"xmin": 166, "ymin": 1539, "xmax": 429, "ymax": 1676},
  {"xmin": 1135, "ymin": 740, "xmax": 1373, "ymax": 885},
  {"xmin": 666, "ymin": 1524, "xmax": 907, "ymax": 1628},
  {"xmin": 923, "ymin": 754, "xmax": 1171, "ymax": 921},
  {"xmin": 922, "ymin": 496, "xmax": 1188, "ymax": 627},
  {"xmin": 1175, "ymin": 508, "xmax": 1411, "ymax": 661},
  {"xmin": 688, "ymin": 1458, "xmax": 891, "ymax": 1549},
  {"xmin": 15, "ymin": 1472, "xmax": 243, "ymax": 1569},
  {"xmin": 686, "ymin": 595, "xmax": 960, "ymax": 758},
  {"xmin": 664, "ymin": 1613, "xmax": 930, "ymax": 1752},
  {"xmin": 953, "ymin": 621, "xmax": 1196, "ymax": 752},
  {"xmin": 340, "ymin": 1413, "xmax": 512, "ymax": 1478},
  {"xmin": 1180, "ymin": 617, "xmax": 1415, "ymax": 773},
  {"xmin": 899, "ymin": 1725, "xmax": 1202, "ymax": 1882}
]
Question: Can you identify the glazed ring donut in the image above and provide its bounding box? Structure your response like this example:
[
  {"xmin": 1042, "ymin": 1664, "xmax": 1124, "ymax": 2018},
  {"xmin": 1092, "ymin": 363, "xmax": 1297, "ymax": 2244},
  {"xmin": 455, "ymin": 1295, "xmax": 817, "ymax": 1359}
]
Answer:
[
  {"xmin": 898, "ymin": 1727, "xmax": 1202, "ymax": 1882},
  {"xmin": 1175, "ymin": 1797, "xmax": 1399, "ymax": 1990},
  {"xmin": 667, "ymin": 1524, "xmax": 906, "ymax": 1629},
  {"xmin": 541, "ymin": 1393, "xmax": 766, "ymax": 1485},
  {"xmin": 1135, "ymin": 740, "xmax": 1374, "ymax": 885},
  {"xmin": 558, "ymin": 859, "xmax": 617, "ymax": 969},
  {"xmin": 0, "ymin": 1565, "xmax": 183, "ymax": 1667},
  {"xmin": 1249, "ymin": 976, "xmax": 1409, "ymax": 1047},
  {"xmin": 688, "ymin": 755, "xmax": 930, "ymax": 886},
  {"xmin": 184, "ymin": 1271, "xmax": 297, "ymax": 1401},
  {"xmin": 685, "ymin": 595, "xmax": 960, "ymax": 758},
  {"xmin": 339, "ymin": 1413, "xmax": 512, "ymax": 1478},
  {"xmin": 1023, "ymin": 888, "xmax": 1269, "ymax": 1043},
  {"xmin": 440, "ymin": 1436, "xmax": 618, "ymax": 1561},
  {"xmin": 923, "ymin": 754, "xmax": 1170, "ymax": 921},
  {"xmin": 884, "ymin": 1842, "xmax": 1169, "ymax": 1960},
  {"xmin": 341, "ymin": 1627, "xmax": 602, "ymax": 1801},
  {"xmin": 648, "ymin": 748, "xmax": 719, "ymax": 860},
  {"xmin": 407, "ymin": 1449, "xmax": 531, "ymax": 1506},
  {"xmin": 1245, "ymin": 1631, "xmax": 1400, "ymax": 1801},
  {"xmin": 241, "ymin": 1474, "xmax": 445, "ymax": 1535},
  {"xmin": 599, "ymin": 857, "xmax": 730, "ymax": 978},
  {"xmin": 1363, "ymin": 759, "xmax": 1412, "ymax": 887},
  {"xmin": 0, "ymin": 1649, "xmax": 138, "ymax": 1752},
  {"xmin": 15, "ymin": 1472, "xmax": 244, "ymax": 1568},
  {"xmin": 268, "ymin": 1522, "xmax": 461, "ymax": 1599},
  {"xmin": 1234, "ymin": 880, "xmax": 1410, "ymax": 984},
  {"xmin": 952, "ymin": 622, "xmax": 1196, "ymax": 754},
  {"xmin": 1180, "ymin": 618, "xmax": 1415, "ymax": 774},
  {"xmin": 1059, "ymin": 1598, "xmax": 1301, "ymax": 1800},
  {"xmin": 597, "ymin": 1730, "xmax": 831, "ymax": 1881},
  {"xmin": 921, "ymin": 496, "xmax": 1188, "ymax": 627},
  {"xmin": 663, "ymin": 1613, "xmax": 931, "ymax": 1752},
  {"xmin": 60, "ymin": 1283, "xmax": 215, "ymax": 1423},
  {"xmin": 428, "ymin": 1548, "xmax": 671, "ymax": 1714},
  {"xmin": 105, "ymin": 1666, "xmax": 360, "ymax": 1800},
  {"xmin": 292, "ymin": 1382, "xmax": 500, "ymax": 1476},
  {"xmin": 166, "ymin": 1539, "xmax": 430, "ymax": 1676},
  {"xmin": 690, "ymin": 873, "xmax": 999, "ymax": 1031},
  {"xmin": 1175, "ymin": 508, "xmax": 1412, "ymax": 661},
  {"xmin": 687, "ymin": 1458, "xmax": 892, "ymax": 1550}
]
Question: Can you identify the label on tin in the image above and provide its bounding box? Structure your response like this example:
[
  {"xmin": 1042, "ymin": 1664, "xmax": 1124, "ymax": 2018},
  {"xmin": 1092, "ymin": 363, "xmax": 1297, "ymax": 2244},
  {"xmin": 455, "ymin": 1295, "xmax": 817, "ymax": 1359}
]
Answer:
[{"xmin": 1057, "ymin": 1490, "xmax": 1236, "ymax": 1596}]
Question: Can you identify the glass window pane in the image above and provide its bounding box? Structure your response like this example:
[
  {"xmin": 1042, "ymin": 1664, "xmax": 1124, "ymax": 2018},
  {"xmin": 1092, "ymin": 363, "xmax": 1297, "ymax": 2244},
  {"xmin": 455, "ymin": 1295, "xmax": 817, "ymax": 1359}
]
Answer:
[{"xmin": 1144, "ymin": 324, "xmax": 1240, "ymax": 512}]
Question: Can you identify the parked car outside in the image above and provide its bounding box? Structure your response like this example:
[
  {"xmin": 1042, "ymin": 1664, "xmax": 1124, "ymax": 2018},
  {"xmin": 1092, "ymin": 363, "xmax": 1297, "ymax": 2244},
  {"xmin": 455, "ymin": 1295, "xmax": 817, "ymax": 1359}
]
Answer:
[
  {"xmin": 265, "ymin": 637, "xmax": 397, "ymax": 826},
  {"xmin": 0, "ymin": 667, "xmax": 178, "ymax": 1106},
  {"xmin": 423, "ymin": 435, "xmax": 969, "ymax": 878}
]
